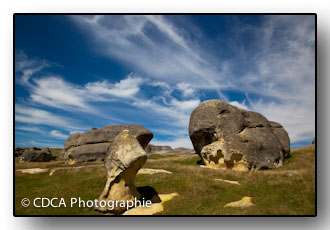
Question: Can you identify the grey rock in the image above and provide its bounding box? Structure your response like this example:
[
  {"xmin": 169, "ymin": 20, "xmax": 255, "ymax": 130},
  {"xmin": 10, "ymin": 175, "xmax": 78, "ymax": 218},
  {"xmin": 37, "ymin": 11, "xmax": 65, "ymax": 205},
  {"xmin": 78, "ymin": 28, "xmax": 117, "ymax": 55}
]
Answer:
[
  {"xmin": 21, "ymin": 147, "xmax": 56, "ymax": 162},
  {"xmin": 64, "ymin": 124, "xmax": 153, "ymax": 163},
  {"xmin": 269, "ymin": 121, "xmax": 290, "ymax": 158},
  {"xmin": 189, "ymin": 99, "xmax": 290, "ymax": 170},
  {"xmin": 312, "ymin": 138, "xmax": 315, "ymax": 145},
  {"xmin": 14, "ymin": 147, "xmax": 31, "ymax": 157}
]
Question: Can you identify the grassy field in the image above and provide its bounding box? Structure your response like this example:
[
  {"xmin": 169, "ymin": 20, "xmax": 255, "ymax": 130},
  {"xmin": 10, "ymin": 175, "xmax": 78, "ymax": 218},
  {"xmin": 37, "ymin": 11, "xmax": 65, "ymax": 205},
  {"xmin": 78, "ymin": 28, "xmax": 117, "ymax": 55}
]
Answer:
[{"xmin": 14, "ymin": 145, "xmax": 315, "ymax": 215}]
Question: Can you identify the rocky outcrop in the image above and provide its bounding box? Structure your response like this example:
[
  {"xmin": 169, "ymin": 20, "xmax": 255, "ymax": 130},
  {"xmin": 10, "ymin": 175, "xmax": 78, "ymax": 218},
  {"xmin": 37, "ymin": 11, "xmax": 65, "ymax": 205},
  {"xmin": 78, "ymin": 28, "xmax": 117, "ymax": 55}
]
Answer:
[
  {"xmin": 14, "ymin": 147, "xmax": 30, "ymax": 157},
  {"xmin": 63, "ymin": 125, "xmax": 153, "ymax": 164},
  {"xmin": 21, "ymin": 147, "xmax": 56, "ymax": 162},
  {"xmin": 145, "ymin": 144, "xmax": 172, "ymax": 154},
  {"xmin": 145, "ymin": 144, "xmax": 195, "ymax": 155},
  {"xmin": 95, "ymin": 130, "xmax": 160, "ymax": 214},
  {"xmin": 188, "ymin": 99, "xmax": 290, "ymax": 171}
]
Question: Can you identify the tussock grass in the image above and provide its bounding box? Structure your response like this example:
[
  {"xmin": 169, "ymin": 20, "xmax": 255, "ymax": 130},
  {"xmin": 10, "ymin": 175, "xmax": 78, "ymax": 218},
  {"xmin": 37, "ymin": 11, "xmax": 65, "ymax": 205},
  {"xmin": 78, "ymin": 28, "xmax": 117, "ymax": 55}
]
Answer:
[{"xmin": 15, "ymin": 145, "xmax": 315, "ymax": 215}]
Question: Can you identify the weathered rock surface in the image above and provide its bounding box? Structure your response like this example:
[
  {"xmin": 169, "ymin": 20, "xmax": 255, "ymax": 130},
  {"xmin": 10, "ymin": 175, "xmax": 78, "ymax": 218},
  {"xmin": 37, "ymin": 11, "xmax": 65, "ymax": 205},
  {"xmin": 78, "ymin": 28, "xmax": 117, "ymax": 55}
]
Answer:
[
  {"xmin": 146, "ymin": 144, "xmax": 195, "ymax": 155},
  {"xmin": 63, "ymin": 124, "xmax": 153, "ymax": 164},
  {"xmin": 189, "ymin": 100, "xmax": 290, "ymax": 170},
  {"xmin": 15, "ymin": 147, "xmax": 31, "ymax": 157},
  {"xmin": 96, "ymin": 130, "xmax": 159, "ymax": 214},
  {"xmin": 269, "ymin": 121, "xmax": 290, "ymax": 158},
  {"xmin": 21, "ymin": 147, "xmax": 56, "ymax": 162}
]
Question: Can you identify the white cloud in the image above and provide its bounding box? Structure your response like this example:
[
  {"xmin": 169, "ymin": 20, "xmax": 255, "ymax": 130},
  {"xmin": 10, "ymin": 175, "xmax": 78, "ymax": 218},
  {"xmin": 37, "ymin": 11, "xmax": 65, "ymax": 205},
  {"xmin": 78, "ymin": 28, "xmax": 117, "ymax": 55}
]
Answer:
[
  {"xmin": 15, "ymin": 16, "xmax": 314, "ymax": 147},
  {"xmin": 15, "ymin": 126, "xmax": 44, "ymax": 134},
  {"xmin": 170, "ymin": 98, "xmax": 200, "ymax": 112},
  {"xmin": 85, "ymin": 74, "xmax": 144, "ymax": 98},
  {"xmin": 241, "ymin": 16, "xmax": 315, "ymax": 143},
  {"xmin": 70, "ymin": 15, "xmax": 315, "ymax": 145},
  {"xmin": 50, "ymin": 130, "xmax": 68, "ymax": 139},
  {"xmin": 229, "ymin": 101, "xmax": 249, "ymax": 110},
  {"xmin": 70, "ymin": 15, "xmax": 229, "ymax": 95},
  {"xmin": 15, "ymin": 104, "xmax": 79, "ymax": 131},
  {"xmin": 177, "ymin": 82, "xmax": 195, "ymax": 97},
  {"xmin": 31, "ymin": 76, "xmax": 94, "ymax": 112},
  {"xmin": 15, "ymin": 53, "xmax": 143, "ymax": 123},
  {"xmin": 15, "ymin": 51, "xmax": 50, "ymax": 86}
]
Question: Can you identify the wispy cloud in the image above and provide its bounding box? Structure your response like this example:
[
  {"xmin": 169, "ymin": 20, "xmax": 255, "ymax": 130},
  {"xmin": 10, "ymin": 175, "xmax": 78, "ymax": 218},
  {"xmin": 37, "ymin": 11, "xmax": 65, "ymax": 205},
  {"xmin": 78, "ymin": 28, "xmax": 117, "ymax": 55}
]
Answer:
[
  {"xmin": 15, "ymin": 54, "xmax": 144, "ymax": 123},
  {"xmin": 15, "ymin": 15, "xmax": 315, "ymax": 148},
  {"xmin": 70, "ymin": 15, "xmax": 315, "ymax": 145},
  {"xmin": 85, "ymin": 73, "xmax": 144, "ymax": 98},
  {"xmin": 70, "ymin": 15, "xmax": 228, "ymax": 95},
  {"xmin": 15, "ymin": 126, "xmax": 44, "ymax": 134},
  {"xmin": 15, "ymin": 52, "xmax": 201, "ymax": 147},
  {"xmin": 15, "ymin": 51, "xmax": 50, "ymax": 86},
  {"xmin": 15, "ymin": 104, "xmax": 79, "ymax": 131},
  {"xmin": 50, "ymin": 130, "xmax": 68, "ymax": 139},
  {"xmin": 242, "ymin": 16, "xmax": 315, "ymax": 143}
]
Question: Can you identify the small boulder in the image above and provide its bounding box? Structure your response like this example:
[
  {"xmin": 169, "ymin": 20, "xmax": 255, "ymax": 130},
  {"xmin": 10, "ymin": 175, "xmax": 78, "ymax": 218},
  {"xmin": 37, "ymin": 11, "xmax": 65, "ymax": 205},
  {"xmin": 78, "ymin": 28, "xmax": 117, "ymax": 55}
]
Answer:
[
  {"xmin": 14, "ymin": 147, "xmax": 30, "ymax": 157},
  {"xmin": 21, "ymin": 147, "xmax": 56, "ymax": 162}
]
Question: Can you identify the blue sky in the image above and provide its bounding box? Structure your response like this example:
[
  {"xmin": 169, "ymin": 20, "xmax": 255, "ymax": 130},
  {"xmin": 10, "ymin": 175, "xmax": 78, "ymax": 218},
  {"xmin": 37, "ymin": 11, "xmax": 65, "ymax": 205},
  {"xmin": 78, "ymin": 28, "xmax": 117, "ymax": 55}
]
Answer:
[{"xmin": 14, "ymin": 15, "xmax": 315, "ymax": 149}]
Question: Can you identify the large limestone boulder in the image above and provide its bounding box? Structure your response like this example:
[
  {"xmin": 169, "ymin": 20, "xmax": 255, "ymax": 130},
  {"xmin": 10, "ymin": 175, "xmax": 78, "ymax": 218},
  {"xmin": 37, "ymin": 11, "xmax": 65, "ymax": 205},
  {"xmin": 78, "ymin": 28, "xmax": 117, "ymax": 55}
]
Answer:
[
  {"xmin": 188, "ymin": 99, "xmax": 290, "ymax": 170},
  {"xmin": 96, "ymin": 130, "xmax": 158, "ymax": 214},
  {"xmin": 63, "ymin": 124, "xmax": 153, "ymax": 164},
  {"xmin": 21, "ymin": 147, "xmax": 56, "ymax": 162}
]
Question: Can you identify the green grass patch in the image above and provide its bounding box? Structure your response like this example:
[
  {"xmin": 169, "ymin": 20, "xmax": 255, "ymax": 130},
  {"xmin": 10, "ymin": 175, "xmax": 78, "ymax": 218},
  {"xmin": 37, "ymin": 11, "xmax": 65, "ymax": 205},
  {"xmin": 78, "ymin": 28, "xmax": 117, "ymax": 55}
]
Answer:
[{"xmin": 15, "ymin": 145, "xmax": 315, "ymax": 215}]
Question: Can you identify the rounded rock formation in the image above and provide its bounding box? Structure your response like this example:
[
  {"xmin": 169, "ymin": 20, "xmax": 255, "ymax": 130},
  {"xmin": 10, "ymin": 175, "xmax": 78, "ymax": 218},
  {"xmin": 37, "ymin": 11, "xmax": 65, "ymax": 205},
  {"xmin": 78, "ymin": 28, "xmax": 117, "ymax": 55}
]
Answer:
[
  {"xmin": 63, "ymin": 124, "xmax": 153, "ymax": 164},
  {"xmin": 189, "ymin": 99, "xmax": 290, "ymax": 170}
]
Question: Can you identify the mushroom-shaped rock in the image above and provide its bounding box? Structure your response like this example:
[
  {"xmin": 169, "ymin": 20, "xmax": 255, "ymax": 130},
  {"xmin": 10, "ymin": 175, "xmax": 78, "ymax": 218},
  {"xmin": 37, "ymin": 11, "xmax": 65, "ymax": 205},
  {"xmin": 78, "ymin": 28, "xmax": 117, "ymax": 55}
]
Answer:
[
  {"xmin": 189, "ymin": 99, "xmax": 290, "ymax": 170},
  {"xmin": 95, "ymin": 130, "xmax": 150, "ymax": 214},
  {"xmin": 63, "ymin": 124, "xmax": 153, "ymax": 164}
]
